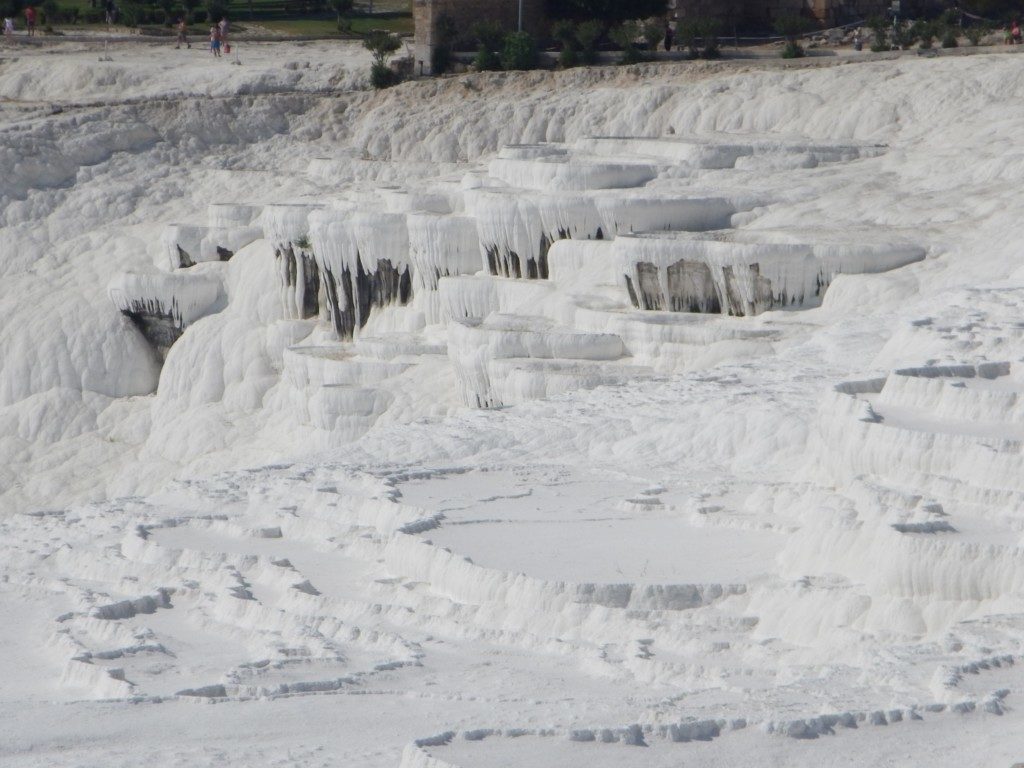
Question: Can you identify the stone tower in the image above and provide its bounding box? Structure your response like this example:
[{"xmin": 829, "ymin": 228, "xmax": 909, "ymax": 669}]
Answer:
[{"xmin": 413, "ymin": 0, "xmax": 547, "ymax": 75}]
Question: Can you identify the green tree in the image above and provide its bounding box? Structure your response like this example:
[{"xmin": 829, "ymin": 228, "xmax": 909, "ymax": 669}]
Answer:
[
  {"xmin": 552, "ymin": 19, "xmax": 580, "ymax": 67},
  {"xmin": 329, "ymin": 0, "xmax": 352, "ymax": 32},
  {"xmin": 575, "ymin": 19, "xmax": 603, "ymax": 63},
  {"xmin": 364, "ymin": 30, "xmax": 402, "ymax": 88}
]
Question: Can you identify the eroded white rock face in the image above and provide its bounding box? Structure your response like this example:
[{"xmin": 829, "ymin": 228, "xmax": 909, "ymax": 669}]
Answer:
[{"xmin": 101, "ymin": 122, "xmax": 933, "ymax": 440}]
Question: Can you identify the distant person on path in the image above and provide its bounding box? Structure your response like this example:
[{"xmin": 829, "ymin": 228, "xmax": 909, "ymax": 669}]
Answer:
[
  {"xmin": 104, "ymin": 0, "xmax": 114, "ymax": 25},
  {"xmin": 209, "ymin": 24, "xmax": 221, "ymax": 57},
  {"xmin": 218, "ymin": 16, "xmax": 228, "ymax": 45},
  {"xmin": 24, "ymin": 6, "xmax": 36, "ymax": 37},
  {"xmin": 3, "ymin": 17, "xmax": 14, "ymax": 37},
  {"xmin": 175, "ymin": 17, "xmax": 189, "ymax": 48},
  {"xmin": 1012, "ymin": 20, "xmax": 1022, "ymax": 44},
  {"xmin": 664, "ymin": 22, "xmax": 674, "ymax": 52}
]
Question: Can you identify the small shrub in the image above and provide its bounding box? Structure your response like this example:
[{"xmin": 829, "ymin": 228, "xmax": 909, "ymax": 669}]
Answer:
[
  {"xmin": 774, "ymin": 14, "xmax": 808, "ymax": 59},
  {"xmin": 965, "ymin": 24, "xmax": 987, "ymax": 46},
  {"xmin": 559, "ymin": 45, "xmax": 579, "ymax": 68},
  {"xmin": 369, "ymin": 60, "xmax": 396, "ymax": 87},
  {"xmin": 501, "ymin": 30, "xmax": 538, "ymax": 70},
  {"xmin": 892, "ymin": 21, "xmax": 916, "ymax": 49},
  {"xmin": 781, "ymin": 40, "xmax": 804, "ymax": 58},
  {"xmin": 913, "ymin": 20, "xmax": 935, "ymax": 49},
  {"xmin": 474, "ymin": 47, "xmax": 501, "ymax": 71}
]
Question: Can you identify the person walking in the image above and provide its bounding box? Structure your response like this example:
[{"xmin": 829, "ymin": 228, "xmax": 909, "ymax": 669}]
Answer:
[
  {"xmin": 217, "ymin": 16, "xmax": 229, "ymax": 52},
  {"xmin": 175, "ymin": 17, "xmax": 188, "ymax": 48},
  {"xmin": 3, "ymin": 17, "xmax": 14, "ymax": 37},
  {"xmin": 24, "ymin": 6, "xmax": 36, "ymax": 37},
  {"xmin": 209, "ymin": 24, "xmax": 221, "ymax": 57}
]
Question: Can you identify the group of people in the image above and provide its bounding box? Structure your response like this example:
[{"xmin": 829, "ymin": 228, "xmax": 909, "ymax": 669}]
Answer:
[
  {"xmin": 3, "ymin": 7, "xmax": 230, "ymax": 56},
  {"xmin": 2, "ymin": 6, "xmax": 36, "ymax": 38},
  {"xmin": 174, "ymin": 16, "xmax": 229, "ymax": 57}
]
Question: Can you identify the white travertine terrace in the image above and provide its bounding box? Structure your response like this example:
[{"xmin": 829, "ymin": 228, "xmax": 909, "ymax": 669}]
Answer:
[{"xmin": 14, "ymin": 43, "xmax": 1021, "ymax": 764}]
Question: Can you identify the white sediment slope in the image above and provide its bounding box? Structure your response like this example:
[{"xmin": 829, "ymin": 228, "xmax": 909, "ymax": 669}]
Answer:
[{"xmin": 2, "ymin": 40, "xmax": 1024, "ymax": 768}]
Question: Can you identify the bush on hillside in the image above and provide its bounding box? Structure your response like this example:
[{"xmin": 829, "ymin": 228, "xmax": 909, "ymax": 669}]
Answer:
[
  {"xmin": 472, "ymin": 22, "xmax": 504, "ymax": 71},
  {"xmin": 502, "ymin": 31, "xmax": 539, "ymax": 70},
  {"xmin": 965, "ymin": 23, "xmax": 988, "ymax": 45}
]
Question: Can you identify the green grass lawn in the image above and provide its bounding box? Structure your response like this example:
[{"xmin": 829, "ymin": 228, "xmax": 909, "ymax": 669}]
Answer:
[{"xmin": 259, "ymin": 14, "xmax": 412, "ymax": 36}]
